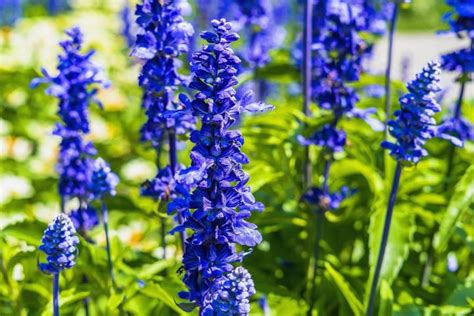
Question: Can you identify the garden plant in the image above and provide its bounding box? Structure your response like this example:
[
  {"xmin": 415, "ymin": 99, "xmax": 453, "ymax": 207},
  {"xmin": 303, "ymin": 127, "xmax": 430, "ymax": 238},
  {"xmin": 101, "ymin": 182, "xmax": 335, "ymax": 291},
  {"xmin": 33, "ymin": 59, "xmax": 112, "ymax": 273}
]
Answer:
[{"xmin": 0, "ymin": 0, "xmax": 473, "ymax": 315}]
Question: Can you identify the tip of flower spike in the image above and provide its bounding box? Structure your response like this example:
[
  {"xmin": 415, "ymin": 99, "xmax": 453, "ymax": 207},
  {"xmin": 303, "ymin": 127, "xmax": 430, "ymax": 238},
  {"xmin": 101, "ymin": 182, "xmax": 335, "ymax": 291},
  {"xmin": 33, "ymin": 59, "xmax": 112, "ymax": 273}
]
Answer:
[{"xmin": 39, "ymin": 214, "xmax": 79, "ymax": 274}]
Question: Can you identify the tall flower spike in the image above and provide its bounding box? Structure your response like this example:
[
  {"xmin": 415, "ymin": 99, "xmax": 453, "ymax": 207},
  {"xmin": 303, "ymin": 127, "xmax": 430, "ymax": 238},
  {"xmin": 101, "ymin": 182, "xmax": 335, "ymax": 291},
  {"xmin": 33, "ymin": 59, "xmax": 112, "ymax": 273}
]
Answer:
[
  {"xmin": 31, "ymin": 27, "xmax": 109, "ymax": 202},
  {"xmin": 381, "ymin": 61, "xmax": 455, "ymax": 164},
  {"xmin": 173, "ymin": 19, "xmax": 271, "ymax": 315},
  {"xmin": 131, "ymin": 0, "xmax": 195, "ymax": 148},
  {"xmin": 90, "ymin": 158, "xmax": 120, "ymax": 199},
  {"xmin": 443, "ymin": 0, "xmax": 474, "ymax": 38},
  {"xmin": 39, "ymin": 214, "xmax": 79, "ymax": 274}
]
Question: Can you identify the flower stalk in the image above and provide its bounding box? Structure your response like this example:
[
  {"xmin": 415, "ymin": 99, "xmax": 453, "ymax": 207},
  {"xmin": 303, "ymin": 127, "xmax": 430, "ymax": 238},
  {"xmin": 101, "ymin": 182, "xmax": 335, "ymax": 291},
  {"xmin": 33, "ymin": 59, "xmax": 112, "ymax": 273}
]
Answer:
[
  {"xmin": 365, "ymin": 162, "xmax": 402, "ymax": 316},
  {"xmin": 384, "ymin": 3, "xmax": 399, "ymax": 137}
]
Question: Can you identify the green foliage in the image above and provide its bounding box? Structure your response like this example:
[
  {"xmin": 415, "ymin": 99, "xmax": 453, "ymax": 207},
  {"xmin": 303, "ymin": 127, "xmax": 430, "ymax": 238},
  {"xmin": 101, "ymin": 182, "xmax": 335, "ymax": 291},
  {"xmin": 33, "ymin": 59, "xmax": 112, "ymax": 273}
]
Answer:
[{"xmin": 0, "ymin": 1, "xmax": 473, "ymax": 316}]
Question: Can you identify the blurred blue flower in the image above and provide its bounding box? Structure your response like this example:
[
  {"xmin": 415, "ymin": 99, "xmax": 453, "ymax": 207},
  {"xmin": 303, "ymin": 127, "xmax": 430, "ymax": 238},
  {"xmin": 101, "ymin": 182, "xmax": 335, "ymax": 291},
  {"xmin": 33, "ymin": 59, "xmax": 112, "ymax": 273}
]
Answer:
[
  {"xmin": 441, "ymin": 47, "xmax": 474, "ymax": 73},
  {"xmin": 39, "ymin": 214, "xmax": 79, "ymax": 274},
  {"xmin": 90, "ymin": 158, "xmax": 119, "ymax": 199},
  {"xmin": 173, "ymin": 19, "xmax": 271, "ymax": 313},
  {"xmin": 132, "ymin": 0, "xmax": 195, "ymax": 148},
  {"xmin": 444, "ymin": 0, "xmax": 474, "ymax": 37},
  {"xmin": 141, "ymin": 165, "xmax": 178, "ymax": 201},
  {"xmin": 120, "ymin": 2, "xmax": 136, "ymax": 48},
  {"xmin": 302, "ymin": 186, "xmax": 353, "ymax": 212},
  {"xmin": 298, "ymin": 125, "xmax": 347, "ymax": 153},
  {"xmin": 0, "ymin": 0, "xmax": 22, "ymax": 26},
  {"xmin": 437, "ymin": 117, "xmax": 473, "ymax": 145},
  {"xmin": 32, "ymin": 28, "xmax": 108, "ymax": 201},
  {"xmin": 69, "ymin": 205, "xmax": 99, "ymax": 233},
  {"xmin": 382, "ymin": 61, "xmax": 456, "ymax": 164}
]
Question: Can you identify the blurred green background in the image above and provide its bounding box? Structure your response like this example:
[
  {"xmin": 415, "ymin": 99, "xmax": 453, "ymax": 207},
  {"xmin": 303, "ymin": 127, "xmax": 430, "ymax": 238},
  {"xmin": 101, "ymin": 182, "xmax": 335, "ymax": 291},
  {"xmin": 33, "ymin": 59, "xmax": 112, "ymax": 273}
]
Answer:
[{"xmin": 0, "ymin": 1, "xmax": 473, "ymax": 315}]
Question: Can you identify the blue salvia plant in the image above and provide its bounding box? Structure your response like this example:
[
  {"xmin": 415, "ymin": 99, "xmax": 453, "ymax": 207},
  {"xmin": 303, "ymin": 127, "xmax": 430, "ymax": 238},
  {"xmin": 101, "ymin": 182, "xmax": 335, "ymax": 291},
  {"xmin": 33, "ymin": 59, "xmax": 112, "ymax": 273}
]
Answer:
[
  {"xmin": 300, "ymin": 2, "xmax": 383, "ymax": 313},
  {"xmin": 366, "ymin": 61, "xmax": 460, "ymax": 316},
  {"xmin": 131, "ymin": 0, "xmax": 195, "ymax": 255},
  {"xmin": 119, "ymin": 1, "xmax": 136, "ymax": 49},
  {"xmin": 39, "ymin": 213, "xmax": 79, "ymax": 316},
  {"xmin": 90, "ymin": 158, "xmax": 120, "ymax": 287},
  {"xmin": 169, "ymin": 18, "xmax": 272, "ymax": 315},
  {"xmin": 421, "ymin": 0, "xmax": 473, "ymax": 287},
  {"xmin": 31, "ymin": 26, "xmax": 116, "ymax": 309}
]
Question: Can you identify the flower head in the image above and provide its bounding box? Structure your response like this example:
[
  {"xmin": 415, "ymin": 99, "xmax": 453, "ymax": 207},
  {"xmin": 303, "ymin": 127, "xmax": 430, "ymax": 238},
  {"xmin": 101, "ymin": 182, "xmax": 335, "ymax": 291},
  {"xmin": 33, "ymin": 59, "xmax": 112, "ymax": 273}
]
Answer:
[
  {"xmin": 437, "ymin": 117, "xmax": 473, "ymax": 146},
  {"xmin": 201, "ymin": 267, "xmax": 256, "ymax": 316},
  {"xmin": 298, "ymin": 125, "xmax": 347, "ymax": 153},
  {"xmin": 444, "ymin": 0, "xmax": 474, "ymax": 38},
  {"xmin": 31, "ymin": 27, "xmax": 108, "ymax": 201},
  {"xmin": 173, "ymin": 19, "xmax": 270, "ymax": 313},
  {"xmin": 441, "ymin": 47, "xmax": 474, "ymax": 73},
  {"xmin": 141, "ymin": 165, "xmax": 177, "ymax": 201},
  {"xmin": 39, "ymin": 214, "xmax": 79, "ymax": 274},
  {"xmin": 302, "ymin": 186, "xmax": 353, "ymax": 212},
  {"xmin": 382, "ymin": 61, "xmax": 447, "ymax": 164},
  {"xmin": 90, "ymin": 158, "xmax": 119, "ymax": 199},
  {"xmin": 132, "ymin": 0, "xmax": 195, "ymax": 148},
  {"xmin": 69, "ymin": 205, "xmax": 100, "ymax": 233}
]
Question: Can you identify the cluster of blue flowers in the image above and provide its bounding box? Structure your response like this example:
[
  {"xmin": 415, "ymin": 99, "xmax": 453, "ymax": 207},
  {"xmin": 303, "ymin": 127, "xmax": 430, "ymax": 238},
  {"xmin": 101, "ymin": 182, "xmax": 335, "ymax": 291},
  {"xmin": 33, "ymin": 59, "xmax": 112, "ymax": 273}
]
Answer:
[
  {"xmin": 131, "ymin": 0, "xmax": 195, "ymax": 150},
  {"xmin": 382, "ymin": 61, "xmax": 449, "ymax": 164},
  {"xmin": 168, "ymin": 19, "xmax": 271, "ymax": 314},
  {"xmin": 443, "ymin": 0, "xmax": 474, "ymax": 37},
  {"xmin": 39, "ymin": 213, "xmax": 79, "ymax": 274},
  {"xmin": 201, "ymin": 267, "xmax": 256, "ymax": 315},
  {"xmin": 32, "ymin": 27, "xmax": 119, "ymax": 233},
  {"xmin": 299, "ymin": 0, "xmax": 380, "ymax": 212},
  {"xmin": 437, "ymin": 0, "xmax": 474, "ymax": 145}
]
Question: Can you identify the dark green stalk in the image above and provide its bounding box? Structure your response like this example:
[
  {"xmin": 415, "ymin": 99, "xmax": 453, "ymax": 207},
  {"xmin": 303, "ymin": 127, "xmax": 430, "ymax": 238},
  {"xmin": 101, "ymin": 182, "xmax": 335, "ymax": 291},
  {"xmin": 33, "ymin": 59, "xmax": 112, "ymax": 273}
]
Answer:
[
  {"xmin": 100, "ymin": 200, "xmax": 117, "ymax": 289},
  {"xmin": 366, "ymin": 162, "xmax": 403, "ymax": 316},
  {"xmin": 53, "ymin": 273, "xmax": 59, "ymax": 316}
]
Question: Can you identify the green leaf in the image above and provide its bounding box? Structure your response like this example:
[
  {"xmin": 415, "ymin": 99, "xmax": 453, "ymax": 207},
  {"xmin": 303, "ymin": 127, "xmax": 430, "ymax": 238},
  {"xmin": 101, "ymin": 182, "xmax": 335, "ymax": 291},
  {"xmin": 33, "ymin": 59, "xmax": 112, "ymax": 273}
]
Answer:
[
  {"xmin": 176, "ymin": 302, "xmax": 197, "ymax": 312},
  {"xmin": 325, "ymin": 262, "xmax": 363, "ymax": 316},
  {"xmin": 434, "ymin": 165, "xmax": 474, "ymax": 252},
  {"xmin": 140, "ymin": 283, "xmax": 185, "ymax": 315},
  {"xmin": 108, "ymin": 293, "xmax": 125, "ymax": 310},
  {"xmin": 379, "ymin": 280, "xmax": 393, "ymax": 316},
  {"xmin": 1, "ymin": 220, "xmax": 45, "ymax": 246},
  {"xmin": 368, "ymin": 203, "xmax": 416, "ymax": 288}
]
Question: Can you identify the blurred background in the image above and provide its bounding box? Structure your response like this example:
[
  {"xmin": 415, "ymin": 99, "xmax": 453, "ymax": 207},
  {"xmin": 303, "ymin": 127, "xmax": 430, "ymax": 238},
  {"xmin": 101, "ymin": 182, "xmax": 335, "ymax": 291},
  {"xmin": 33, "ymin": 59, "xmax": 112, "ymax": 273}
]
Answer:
[{"xmin": 1, "ymin": 0, "xmax": 473, "ymax": 315}]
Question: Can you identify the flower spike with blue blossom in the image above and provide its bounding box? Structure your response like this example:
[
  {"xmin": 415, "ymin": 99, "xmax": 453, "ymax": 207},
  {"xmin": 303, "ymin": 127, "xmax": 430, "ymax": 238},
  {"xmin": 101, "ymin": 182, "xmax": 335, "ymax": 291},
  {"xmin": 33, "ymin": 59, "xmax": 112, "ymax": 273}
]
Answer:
[
  {"xmin": 39, "ymin": 213, "xmax": 79, "ymax": 316},
  {"xmin": 170, "ymin": 18, "xmax": 272, "ymax": 315},
  {"xmin": 132, "ymin": 0, "xmax": 196, "ymax": 254},
  {"xmin": 366, "ymin": 61, "xmax": 458, "ymax": 316},
  {"xmin": 90, "ymin": 158, "xmax": 120, "ymax": 288},
  {"xmin": 31, "ymin": 27, "xmax": 109, "ymax": 227}
]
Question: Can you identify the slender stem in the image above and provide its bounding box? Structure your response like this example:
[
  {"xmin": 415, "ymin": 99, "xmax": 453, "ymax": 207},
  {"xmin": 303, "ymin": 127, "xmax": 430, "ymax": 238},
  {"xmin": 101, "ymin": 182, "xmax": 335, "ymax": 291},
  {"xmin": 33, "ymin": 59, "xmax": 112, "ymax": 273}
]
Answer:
[
  {"xmin": 60, "ymin": 196, "xmax": 65, "ymax": 213},
  {"xmin": 101, "ymin": 200, "xmax": 117, "ymax": 289},
  {"xmin": 161, "ymin": 216, "xmax": 167, "ymax": 260},
  {"xmin": 384, "ymin": 4, "xmax": 399, "ymax": 139},
  {"xmin": 168, "ymin": 131, "xmax": 186, "ymax": 252},
  {"xmin": 306, "ymin": 211, "xmax": 323, "ymax": 316},
  {"xmin": 53, "ymin": 273, "xmax": 59, "ymax": 316},
  {"xmin": 306, "ymin": 156, "xmax": 332, "ymax": 315},
  {"xmin": 366, "ymin": 162, "xmax": 403, "ymax": 316},
  {"xmin": 82, "ymin": 275, "xmax": 90, "ymax": 316},
  {"xmin": 302, "ymin": 0, "xmax": 313, "ymax": 189}
]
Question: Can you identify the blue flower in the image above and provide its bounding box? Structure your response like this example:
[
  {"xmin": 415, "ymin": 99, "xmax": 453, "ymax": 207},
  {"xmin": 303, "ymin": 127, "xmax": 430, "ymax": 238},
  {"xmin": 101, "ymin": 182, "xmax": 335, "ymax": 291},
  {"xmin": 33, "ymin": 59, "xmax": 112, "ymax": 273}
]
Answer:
[
  {"xmin": 39, "ymin": 214, "xmax": 79, "ymax": 274},
  {"xmin": 31, "ymin": 27, "xmax": 109, "ymax": 134},
  {"xmin": 201, "ymin": 267, "xmax": 256, "ymax": 316},
  {"xmin": 382, "ymin": 61, "xmax": 451, "ymax": 164},
  {"xmin": 302, "ymin": 186, "xmax": 353, "ymax": 212},
  {"xmin": 437, "ymin": 117, "xmax": 473, "ymax": 145},
  {"xmin": 444, "ymin": 0, "xmax": 474, "ymax": 37},
  {"xmin": 131, "ymin": 0, "xmax": 195, "ymax": 148},
  {"xmin": 298, "ymin": 125, "xmax": 347, "ymax": 153},
  {"xmin": 90, "ymin": 158, "xmax": 119, "ymax": 199},
  {"xmin": 141, "ymin": 165, "xmax": 178, "ymax": 201},
  {"xmin": 441, "ymin": 47, "xmax": 474, "ymax": 73},
  {"xmin": 174, "ymin": 19, "xmax": 271, "ymax": 313},
  {"xmin": 31, "ymin": 27, "xmax": 108, "ymax": 201},
  {"xmin": 69, "ymin": 205, "xmax": 100, "ymax": 233},
  {"xmin": 0, "ymin": 0, "xmax": 22, "ymax": 26},
  {"xmin": 120, "ymin": 2, "xmax": 136, "ymax": 48}
]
